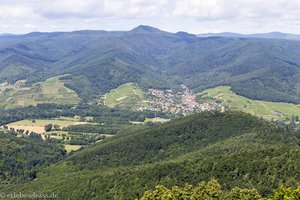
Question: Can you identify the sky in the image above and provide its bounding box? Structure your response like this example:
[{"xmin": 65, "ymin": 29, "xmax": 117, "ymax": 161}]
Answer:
[{"xmin": 1, "ymin": 0, "xmax": 300, "ymax": 34}]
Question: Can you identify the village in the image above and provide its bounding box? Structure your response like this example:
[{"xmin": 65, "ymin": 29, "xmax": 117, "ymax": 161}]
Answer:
[{"xmin": 140, "ymin": 87, "xmax": 220, "ymax": 116}]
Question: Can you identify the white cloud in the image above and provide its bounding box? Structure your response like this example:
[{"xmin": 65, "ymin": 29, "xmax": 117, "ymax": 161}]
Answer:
[
  {"xmin": 0, "ymin": 4, "xmax": 37, "ymax": 20},
  {"xmin": 0, "ymin": 0, "xmax": 300, "ymax": 34},
  {"xmin": 103, "ymin": 0, "xmax": 168, "ymax": 18},
  {"xmin": 173, "ymin": 0, "xmax": 300, "ymax": 21},
  {"xmin": 29, "ymin": 0, "xmax": 169, "ymax": 19}
]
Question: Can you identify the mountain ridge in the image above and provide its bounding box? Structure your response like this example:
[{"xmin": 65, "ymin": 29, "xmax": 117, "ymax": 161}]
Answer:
[
  {"xmin": 1, "ymin": 25, "xmax": 300, "ymax": 104},
  {"xmin": 2, "ymin": 25, "xmax": 300, "ymax": 40},
  {"xmin": 198, "ymin": 31, "xmax": 300, "ymax": 40}
]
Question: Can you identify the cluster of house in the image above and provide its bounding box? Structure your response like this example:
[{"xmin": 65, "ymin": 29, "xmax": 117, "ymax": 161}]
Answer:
[{"xmin": 139, "ymin": 88, "xmax": 219, "ymax": 115}]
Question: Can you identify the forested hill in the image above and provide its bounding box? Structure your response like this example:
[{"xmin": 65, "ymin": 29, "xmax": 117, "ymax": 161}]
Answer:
[
  {"xmin": 1, "ymin": 25, "xmax": 300, "ymax": 103},
  {"xmin": 4, "ymin": 111, "xmax": 300, "ymax": 199},
  {"xmin": 0, "ymin": 131, "xmax": 66, "ymax": 184}
]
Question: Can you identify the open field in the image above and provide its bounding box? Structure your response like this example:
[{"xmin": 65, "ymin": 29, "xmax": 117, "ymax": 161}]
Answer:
[
  {"xmin": 6, "ymin": 125, "xmax": 45, "ymax": 134},
  {"xmin": 130, "ymin": 117, "xmax": 171, "ymax": 125},
  {"xmin": 0, "ymin": 76, "xmax": 79, "ymax": 109},
  {"xmin": 144, "ymin": 117, "xmax": 171, "ymax": 123},
  {"xmin": 7, "ymin": 118, "xmax": 92, "ymax": 134},
  {"xmin": 104, "ymin": 83, "xmax": 148, "ymax": 110},
  {"xmin": 198, "ymin": 86, "xmax": 300, "ymax": 120},
  {"xmin": 64, "ymin": 145, "xmax": 82, "ymax": 152},
  {"xmin": 9, "ymin": 119, "xmax": 79, "ymax": 128}
]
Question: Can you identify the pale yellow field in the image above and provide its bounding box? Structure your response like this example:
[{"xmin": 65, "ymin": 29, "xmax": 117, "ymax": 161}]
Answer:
[
  {"xmin": 9, "ymin": 119, "xmax": 76, "ymax": 128},
  {"xmin": 64, "ymin": 144, "xmax": 82, "ymax": 152},
  {"xmin": 144, "ymin": 117, "xmax": 171, "ymax": 123},
  {"xmin": 7, "ymin": 118, "xmax": 94, "ymax": 134},
  {"xmin": 6, "ymin": 125, "xmax": 45, "ymax": 134}
]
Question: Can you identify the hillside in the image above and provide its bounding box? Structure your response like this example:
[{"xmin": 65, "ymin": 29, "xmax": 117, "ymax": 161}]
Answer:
[
  {"xmin": 198, "ymin": 86, "xmax": 300, "ymax": 121},
  {"xmin": 0, "ymin": 76, "xmax": 79, "ymax": 109},
  {"xmin": 104, "ymin": 82, "xmax": 147, "ymax": 110},
  {"xmin": 161, "ymin": 37, "xmax": 300, "ymax": 103},
  {"xmin": 1, "ymin": 26, "xmax": 300, "ymax": 104},
  {"xmin": 3, "ymin": 112, "xmax": 300, "ymax": 199}
]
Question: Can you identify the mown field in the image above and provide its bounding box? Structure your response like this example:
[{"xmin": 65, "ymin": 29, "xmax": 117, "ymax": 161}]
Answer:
[
  {"xmin": 64, "ymin": 144, "xmax": 82, "ymax": 152},
  {"xmin": 144, "ymin": 117, "xmax": 171, "ymax": 123},
  {"xmin": 104, "ymin": 83, "xmax": 148, "ymax": 110},
  {"xmin": 7, "ymin": 118, "xmax": 90, "ymax": 134},
  {"xmin": 0, "ymin": 76, "xmax": 79, "ymax": 109},
  {"xmin": 198, "ymin": 86, "xmax": 300, "ymax": 120}
]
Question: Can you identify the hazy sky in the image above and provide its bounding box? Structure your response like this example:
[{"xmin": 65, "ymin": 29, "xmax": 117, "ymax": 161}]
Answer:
[{"xmin": 1, "ymin": 0, "xmax": 300, "ymax": 34}]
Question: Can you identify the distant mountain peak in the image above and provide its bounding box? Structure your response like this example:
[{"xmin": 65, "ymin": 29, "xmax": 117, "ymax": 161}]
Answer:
[
  {"xmin": 176, "ymin": 31, "xmax": 197, "ymax": 37},
  {"xmin": 130, "ymin": 25, "xmax": 161, "ymax": 33}
]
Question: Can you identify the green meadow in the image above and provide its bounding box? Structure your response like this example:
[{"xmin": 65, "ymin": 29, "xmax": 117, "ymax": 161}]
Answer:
[
  {"xmin": 199, "ymin": 86, "xmax": 300, "ymax": 120},
  {"xmin": 64, "ymin": 144, "xmax": 82, "ymax": 153},
  {"xmin": 0, "ymin": 76, "xmax": 79, "ymax": 109},
  {"xmin": 104, "ymin": 83, "xmax": 147, "ymax": 110}
]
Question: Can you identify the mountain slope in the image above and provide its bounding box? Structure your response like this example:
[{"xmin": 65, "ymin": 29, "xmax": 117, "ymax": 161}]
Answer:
[
  {"xmin": 3, "ymin": 112, "xmax": 300, "ymax": 199},
  {"xmin": 1, "ymin": 26, "xmax": 300, "ymax": 103},
  {"xmin": 198, "ymin": 86, "xmax": 300, "ymax": 121},
  {"xmin": 161, "ymin": 37, "xmax": 300, "ymax": 103},
  {"xmin": 0, "ymin": 76, "xmax": 79, "ymax": 109}
]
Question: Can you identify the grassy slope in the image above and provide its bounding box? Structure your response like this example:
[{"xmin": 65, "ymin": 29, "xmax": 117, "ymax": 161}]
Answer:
[
  {"xmin": 199, "ymin": 86, "xmax": 300, "ymax": 120},
  {"xmin": 64, "ymin": 144, "xmax": 82, "ymax": 153},
  {"xmin": 0, "ymin": 76, "xmax": 79, "ymax": 109},
  {"xmin": 104, "ymin": 83, "xmax": 147, "ymax": 109},
  {"xmin": 3, "ymin": 112, "xmax": 300, "ymax": 199}
]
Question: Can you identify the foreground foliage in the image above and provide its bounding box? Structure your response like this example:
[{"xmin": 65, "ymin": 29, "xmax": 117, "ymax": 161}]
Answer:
[{"xmin": 140, "ymin": 180, "xmax": 300, "ymax": 200}]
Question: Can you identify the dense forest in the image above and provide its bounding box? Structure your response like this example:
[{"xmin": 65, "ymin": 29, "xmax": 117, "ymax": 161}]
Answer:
[
  {"xmin": 2, "ymin": 111, "xmax": 299, "ymax": 199},
  {"xmin": 0, "ymin": 131, "xmax": 65, "ymax": 184}
]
